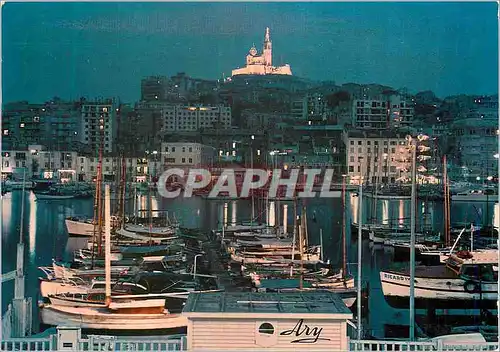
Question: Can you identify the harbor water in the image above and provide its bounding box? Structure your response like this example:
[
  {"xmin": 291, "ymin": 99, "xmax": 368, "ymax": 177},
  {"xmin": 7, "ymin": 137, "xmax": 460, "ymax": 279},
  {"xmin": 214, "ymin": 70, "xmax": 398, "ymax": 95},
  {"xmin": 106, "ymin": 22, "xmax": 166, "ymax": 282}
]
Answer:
[{"xmin": 1, "ymin": 190, "xmax": 498, "ymax": 337}]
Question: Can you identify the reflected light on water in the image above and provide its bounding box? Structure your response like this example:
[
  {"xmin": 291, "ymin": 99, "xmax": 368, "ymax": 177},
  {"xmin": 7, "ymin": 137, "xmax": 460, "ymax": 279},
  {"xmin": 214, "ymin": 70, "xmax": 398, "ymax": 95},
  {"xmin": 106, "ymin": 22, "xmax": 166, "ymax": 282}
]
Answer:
[
  {"xmin": 283, "ymin": 204, "xmax": 288, "ymax": 233},
  {"xmin": 2, "ymin": 194, "xmax": 12, "ymax": 235},
  {"xmin": 351, "ymin": 195, "xmax": 359, "ymax": 224},
  {"xmin": 223, "ymin": 202, "xmax": 228, "ymax": 227},
  {"xmin": 28, "ymin": 192, "xmax": 37, "ymax": 262},
  {"xmin": 381, "ymin": 200, "xmax": 389, "ymax": 225},
  {"xmin": 269, "ymin": 201, "xmax": 276, "ymax": 227},
  {"xmin": 398, "ymin": 201, "xmax": 404, "ymax": 225},
  {"xmin": 151, "ymin": 197, "xmax": 158, "ymax": 218},
  {"xmin": 231, "ymin": 201, "xmax": 236, "ymax": 226},
  {"xmin": 139, "ymin": 195, "xmax": 147, "ymax": 217},
  {"xmin": 494, "ymin": 203, "xmax": 499, "ymax": 228}
]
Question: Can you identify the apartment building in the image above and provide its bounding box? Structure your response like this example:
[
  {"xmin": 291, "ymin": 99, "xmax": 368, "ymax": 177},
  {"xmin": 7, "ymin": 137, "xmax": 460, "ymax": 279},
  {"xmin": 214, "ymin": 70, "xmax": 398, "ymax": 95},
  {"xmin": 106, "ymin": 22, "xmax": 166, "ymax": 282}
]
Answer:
[
  {"xmin": 80, "ymin": 101, "xmax": 115, "ymax": 153},
  {"xmin": 160, "ymin": 142, "xmax": 216, "ymax": 169},
  {"xmin": 162, "ymin": 105, "xmax": 231, "ymax": 132},
  {"xmin": 343, "ymin": 130, "xmax": 411, "ymax": 185},
  {"xmin": 2, "ymin": 145, "xmax": 78, "ymax": 180},
  {"xmin": 352, "ymin": 94, "xmax": 413, "ymax": 129}
]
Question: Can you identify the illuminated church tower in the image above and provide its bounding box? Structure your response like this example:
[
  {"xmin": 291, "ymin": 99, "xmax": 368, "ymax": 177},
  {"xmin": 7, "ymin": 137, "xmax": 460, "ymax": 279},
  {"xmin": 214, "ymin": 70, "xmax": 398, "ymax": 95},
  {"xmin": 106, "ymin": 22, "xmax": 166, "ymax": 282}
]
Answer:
[
  {"xmin": 232, "ymin": 27, "xmax": 292, "ymax": 76},
  {"xmin": 263, "ymin": 27, "xmax": 272, "ymax": 66}
]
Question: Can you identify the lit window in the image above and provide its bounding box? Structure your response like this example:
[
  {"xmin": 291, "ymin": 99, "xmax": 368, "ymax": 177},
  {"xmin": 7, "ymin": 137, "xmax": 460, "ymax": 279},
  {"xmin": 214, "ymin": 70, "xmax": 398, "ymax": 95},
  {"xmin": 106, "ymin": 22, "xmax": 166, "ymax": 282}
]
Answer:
[
  {"xmin": 3, "ymin": 130, "xmax": 8, "ymax": 135},
  {"xmin": 20, "ymin": 123, "xmax": 25, "ymax": 128}
]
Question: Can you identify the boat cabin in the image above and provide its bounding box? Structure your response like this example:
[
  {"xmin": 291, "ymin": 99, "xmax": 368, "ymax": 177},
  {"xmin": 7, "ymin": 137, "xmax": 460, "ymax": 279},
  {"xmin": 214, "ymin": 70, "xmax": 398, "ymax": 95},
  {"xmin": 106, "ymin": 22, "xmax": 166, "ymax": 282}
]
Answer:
[
  {"xmin": 446, "ymin": 251, "xmax": 498, "ymax": 282},
  {"xmin": 183, "ymin": 291, "xmax": 352, "ymax": 351}
]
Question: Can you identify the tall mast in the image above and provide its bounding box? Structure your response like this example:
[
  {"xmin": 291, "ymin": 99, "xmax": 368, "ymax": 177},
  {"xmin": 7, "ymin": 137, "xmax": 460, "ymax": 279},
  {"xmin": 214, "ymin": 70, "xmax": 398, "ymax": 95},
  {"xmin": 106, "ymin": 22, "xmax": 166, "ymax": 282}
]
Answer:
[
  {"xmin": 342, "ymin": 174, "xmax": 347, "ymax": 277},
  {"xmin": 290, "ymin": 197, "xmax": 297, "ymax": 278},
  {"xmin": 356, "ymin": 180, "xmax": 363, "ymax": 340},
  {"xmin": 96, "ymin": 122, "xmax": 104, "ymax": 256},
  {"xmin": 104, "ymin": 184, "xmax": 111, "ymax": 306},
  {"xmin": 299, "ymin": 206, "xmax": 305, "ymax": 290},
  {"xmin": 443, "ymin": 155, "xmax": 451, "ymax": 246}
]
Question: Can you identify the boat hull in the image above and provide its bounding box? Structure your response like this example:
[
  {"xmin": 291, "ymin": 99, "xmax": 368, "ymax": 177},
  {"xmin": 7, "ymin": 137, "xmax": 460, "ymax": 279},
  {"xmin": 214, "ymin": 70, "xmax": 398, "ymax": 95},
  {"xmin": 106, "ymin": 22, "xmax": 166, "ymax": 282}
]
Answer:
[
  {"xmin": 380, "ymin": 271, "xmax": 498, "ymax": 309},
  {"xmin": 35, "ymin": 193, "xmax": 75, "ymax": 200},
  {"xmin": 65, "ymin": 219, "xmax": 95, "ymax": 237},
  {"xmin": 40, "ymin": 304, "xmax": 188, "ymax": 330}
]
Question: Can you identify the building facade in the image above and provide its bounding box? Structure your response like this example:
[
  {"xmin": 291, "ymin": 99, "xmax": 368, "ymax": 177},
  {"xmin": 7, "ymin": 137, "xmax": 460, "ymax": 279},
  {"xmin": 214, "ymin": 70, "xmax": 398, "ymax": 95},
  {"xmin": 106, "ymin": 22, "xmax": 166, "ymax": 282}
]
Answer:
[
  {"xmin": 343, "ymin": 130, "xmax": 411, "ymax": 185},
  {"xmin": 232, "ymin": 28, "xmax": 292, "ymax": 76},
  {"xmin": 2, "ymin": 99, "xmax": 82, "ymax": 151},
  {"xmin": 80, "ymin": 101, "xmax": 115, "ymax": 154},
  {"xmin": 2, "ymin": 145, "xmax": 78, "ymax": 180},
  {"xmin": 352, "ymin": 94, "xmax": 413, "ymax": 129},
  {"xmin": 160, "ymin": 142, "xmax": 216, "ymax": 170},
  {"xmin": 162, "ymin": 105, "xmax": 232, "ymax": 132}
]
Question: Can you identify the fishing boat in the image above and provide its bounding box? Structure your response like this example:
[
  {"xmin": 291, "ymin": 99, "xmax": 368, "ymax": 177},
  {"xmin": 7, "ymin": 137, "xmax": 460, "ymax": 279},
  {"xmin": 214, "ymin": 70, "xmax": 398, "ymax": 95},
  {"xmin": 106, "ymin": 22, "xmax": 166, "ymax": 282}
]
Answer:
[{"xmin": 380, "ymin": 249, "xmax": 498, "ymax": 309}]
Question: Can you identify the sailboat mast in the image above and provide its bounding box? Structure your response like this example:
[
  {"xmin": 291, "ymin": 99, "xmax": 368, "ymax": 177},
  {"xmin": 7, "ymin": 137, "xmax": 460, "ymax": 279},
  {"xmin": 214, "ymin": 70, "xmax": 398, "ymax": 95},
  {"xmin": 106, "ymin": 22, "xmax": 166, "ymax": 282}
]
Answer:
[
  {"xmin": 443, "ymin": 155, "xmax": 450, "ymax": 246},
  {"xmin": 357, "ymin": 180, "xmax": 363, "ymax": 340},
  {"xmin": 104, "ymin": 184, "xmax": 111, "ymax": 306},
  {"xmin": 342, "ymin": 174, "xmax": 347, "ymax": 276},
  {"xmin": 96, "ymin": 129, "xmax": 104, "ymax": 256},
  {"xmin": 299, "ymin": 207, "xmax": 305, "ymax": 290},
  {"xmin": 290, "ymin": 197, "xmax": 297, "ymax": 278},
  {"xmin": 120, "ymin": 155, "xmax": 126, "ymax": 225}
]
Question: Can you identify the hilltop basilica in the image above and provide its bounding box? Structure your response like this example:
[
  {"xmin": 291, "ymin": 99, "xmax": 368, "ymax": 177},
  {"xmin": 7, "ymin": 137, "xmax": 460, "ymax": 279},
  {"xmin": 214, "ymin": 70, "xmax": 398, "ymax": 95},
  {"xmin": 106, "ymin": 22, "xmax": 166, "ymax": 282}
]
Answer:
[{"xmin": 231, "ymin": 28, "xmax": 292, "ymax": 77}]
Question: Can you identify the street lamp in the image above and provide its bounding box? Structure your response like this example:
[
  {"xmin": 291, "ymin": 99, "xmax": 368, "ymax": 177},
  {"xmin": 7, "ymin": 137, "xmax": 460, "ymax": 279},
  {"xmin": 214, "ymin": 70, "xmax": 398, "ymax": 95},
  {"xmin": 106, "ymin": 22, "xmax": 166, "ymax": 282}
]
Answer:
[{"xmin": 193, "ymin": 254, "xmax": 203, "ymax": 279}]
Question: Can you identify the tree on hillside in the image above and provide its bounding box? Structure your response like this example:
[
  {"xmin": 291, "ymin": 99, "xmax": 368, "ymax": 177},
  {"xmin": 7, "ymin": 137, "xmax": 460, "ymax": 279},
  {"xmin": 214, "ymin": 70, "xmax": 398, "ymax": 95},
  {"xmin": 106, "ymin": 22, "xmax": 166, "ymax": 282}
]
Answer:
[{"xmin": 326, "ymin": 91, "xmax": 351, "ymax": 108}]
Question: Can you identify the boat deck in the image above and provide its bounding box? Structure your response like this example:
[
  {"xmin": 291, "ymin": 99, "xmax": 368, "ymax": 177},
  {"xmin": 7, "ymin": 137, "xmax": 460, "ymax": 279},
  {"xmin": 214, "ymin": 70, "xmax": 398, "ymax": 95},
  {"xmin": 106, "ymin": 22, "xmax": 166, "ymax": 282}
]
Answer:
[{"xmin": 385, "ymin": 265, "xmax": 458, "ymax": 279}]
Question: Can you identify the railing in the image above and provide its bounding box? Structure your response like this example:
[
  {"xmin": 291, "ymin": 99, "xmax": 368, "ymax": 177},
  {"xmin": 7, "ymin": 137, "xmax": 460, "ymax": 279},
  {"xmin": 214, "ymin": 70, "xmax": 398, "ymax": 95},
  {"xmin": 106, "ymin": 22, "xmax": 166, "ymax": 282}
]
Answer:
[
  {"xmin": 1, "ymin": 338, "xmax": 54, "ymax": 351},
  {"xmin": 0, "ymin": 336, "xmax": 497, "ymax": 351},
  {"xmin": 349, "ymin": 339, "xmax": 499, "ymax": 352}
]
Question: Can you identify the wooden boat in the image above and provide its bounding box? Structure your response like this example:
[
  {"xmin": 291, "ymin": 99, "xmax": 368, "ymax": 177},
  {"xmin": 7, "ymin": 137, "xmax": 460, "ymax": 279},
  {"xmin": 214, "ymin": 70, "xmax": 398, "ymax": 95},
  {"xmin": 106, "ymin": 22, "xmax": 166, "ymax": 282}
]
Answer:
[
  {"xmin": 116, "ymin": 227, "xmax": 178, "ymax": 242},
  {"xmin": 380, "ymin": 249, "xmax": 499, "ymax": 309},
  {"xmin": 40, "ymin": 300, "xmax": 188, "ymax": 330}
]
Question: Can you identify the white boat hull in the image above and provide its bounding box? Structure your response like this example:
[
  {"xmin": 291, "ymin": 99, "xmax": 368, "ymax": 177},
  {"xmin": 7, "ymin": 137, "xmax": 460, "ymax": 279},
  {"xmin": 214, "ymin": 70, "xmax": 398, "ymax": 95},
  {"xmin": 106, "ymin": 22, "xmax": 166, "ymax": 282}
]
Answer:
[
  {"xmin": 380, "ymin": 271, "xmax": 498, "ymax": 306},
  {"xmin": 40, "ymin": 304, "xmax": 188, "ymax": 330},
  {"xmin": 65, "ymin": 219, "xmax": 95, "ymax": 237}
]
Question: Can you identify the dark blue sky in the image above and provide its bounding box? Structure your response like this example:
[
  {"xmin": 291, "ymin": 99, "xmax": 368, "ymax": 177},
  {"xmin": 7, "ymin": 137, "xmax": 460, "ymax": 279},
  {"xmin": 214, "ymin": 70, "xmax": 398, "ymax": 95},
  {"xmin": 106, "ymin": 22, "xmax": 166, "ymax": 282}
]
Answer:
[{"xmin": 2, "ymin": 2, "xmax": 498, "ymax": 103}]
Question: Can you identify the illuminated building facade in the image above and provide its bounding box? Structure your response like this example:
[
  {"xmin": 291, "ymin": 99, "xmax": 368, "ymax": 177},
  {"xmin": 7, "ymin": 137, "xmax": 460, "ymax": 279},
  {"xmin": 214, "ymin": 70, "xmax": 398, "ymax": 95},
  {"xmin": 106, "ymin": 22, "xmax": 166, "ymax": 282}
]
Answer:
[{"xmin": 232, "ymin": 28, "xmax": 292, "ymax": 77}]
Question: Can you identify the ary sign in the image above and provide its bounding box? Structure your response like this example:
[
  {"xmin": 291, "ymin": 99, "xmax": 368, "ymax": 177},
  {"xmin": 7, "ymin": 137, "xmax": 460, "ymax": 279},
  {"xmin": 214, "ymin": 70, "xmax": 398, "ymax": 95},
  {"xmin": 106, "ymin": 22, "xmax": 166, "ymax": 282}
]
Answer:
[{"xmin": 280, "ymin": 319, "xmax": 330, "ymax": 343}]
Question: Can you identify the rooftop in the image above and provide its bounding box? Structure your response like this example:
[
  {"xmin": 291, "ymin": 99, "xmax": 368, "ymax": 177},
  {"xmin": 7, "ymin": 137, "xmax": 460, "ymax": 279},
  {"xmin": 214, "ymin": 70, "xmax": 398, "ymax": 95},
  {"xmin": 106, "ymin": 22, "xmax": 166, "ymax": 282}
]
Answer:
[
  {"xmin": 345, "ymin": 129, "xmax": 412, "ymax": 139},
  {"xmin": 183, "ymin": 291, "xmax": 351, "ymax": 315}
]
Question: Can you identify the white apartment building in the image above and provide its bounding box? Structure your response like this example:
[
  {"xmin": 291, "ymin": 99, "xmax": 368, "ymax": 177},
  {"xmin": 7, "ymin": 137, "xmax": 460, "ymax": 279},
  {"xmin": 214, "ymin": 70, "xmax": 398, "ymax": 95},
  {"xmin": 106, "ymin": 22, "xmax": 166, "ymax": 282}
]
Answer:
[
  {"xmin": 76, "ymin": 156, "xmax": 150, "ymax": 182},
  {"xmin": 162, "ymin": 105, "xmax": 231, "ymax": 132},
  {"xmin": 2, "ymin": 145, "xmax": 78, "ymax": 180},
  {"xmin": 80, "ymin": 102, "xmax": 115, "ymax": 153},
  {"xmin": 160, "ymin": 142, "xmax": 216, "ymax": 169},
  {"xmin": 344, "ymin": 130, "xmax": 411, "ymax": 185},
  {"xmin": 352, "ymin": 94, "xmax": 413, "ymax": 129}
]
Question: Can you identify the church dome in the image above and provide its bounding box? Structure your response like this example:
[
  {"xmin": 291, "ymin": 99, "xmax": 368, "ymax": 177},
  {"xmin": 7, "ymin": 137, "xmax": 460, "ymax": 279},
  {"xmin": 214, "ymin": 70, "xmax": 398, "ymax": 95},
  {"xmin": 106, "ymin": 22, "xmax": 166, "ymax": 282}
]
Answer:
[{"xmin": 249, "ymin": 46, "xmax": 258, "ymax": 56}]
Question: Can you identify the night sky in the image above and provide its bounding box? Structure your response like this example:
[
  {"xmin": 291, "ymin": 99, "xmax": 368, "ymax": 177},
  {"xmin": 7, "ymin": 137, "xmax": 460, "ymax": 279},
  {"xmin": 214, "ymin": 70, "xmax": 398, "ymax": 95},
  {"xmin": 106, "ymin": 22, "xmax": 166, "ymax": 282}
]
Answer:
[{"xmin": 2, "ymin": 2, "xmax": 498, "ymax": 103}]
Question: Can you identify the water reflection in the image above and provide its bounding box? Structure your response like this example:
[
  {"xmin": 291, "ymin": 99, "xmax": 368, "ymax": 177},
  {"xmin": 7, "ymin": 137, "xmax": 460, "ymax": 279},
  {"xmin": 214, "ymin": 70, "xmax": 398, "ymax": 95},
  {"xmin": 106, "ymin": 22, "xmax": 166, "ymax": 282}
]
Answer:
[
  {"xmin": 28, "ymin": 192, "xmax": 36, "ymax": 263},
  {"xmin": 269, "ymin": 201, "xmax": 276, "ymax": 226}
]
